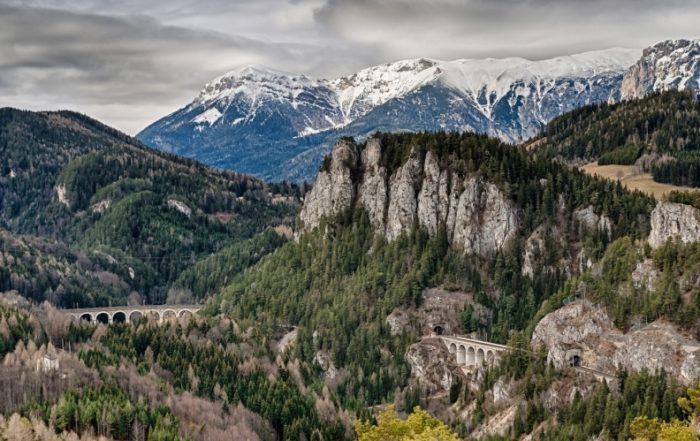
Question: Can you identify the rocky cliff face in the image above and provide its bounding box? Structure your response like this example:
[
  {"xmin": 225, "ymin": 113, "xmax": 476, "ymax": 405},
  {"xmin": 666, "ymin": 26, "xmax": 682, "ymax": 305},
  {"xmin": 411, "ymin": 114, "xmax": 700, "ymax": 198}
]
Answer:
[
  {"xmin": 621, "ymin": 39, "xmax": 700, "ymax": 100},
  {"xmin": 297, "ymin": 139, "xmax": 357, "ymax": 229},
  {"xmin": 299, "ymin": 138, "xmax": 519, "ymax": 257},
  {"xmin": 532, "ymin": 301, "xmax": 700, "ymax": 385},
  {"xmin": 405, "ymin": 338, "xmax": 461, "ymax": 394},
  {"xmin": 648, "ymin": 201, "xmax": 700, "ymax": 249}
]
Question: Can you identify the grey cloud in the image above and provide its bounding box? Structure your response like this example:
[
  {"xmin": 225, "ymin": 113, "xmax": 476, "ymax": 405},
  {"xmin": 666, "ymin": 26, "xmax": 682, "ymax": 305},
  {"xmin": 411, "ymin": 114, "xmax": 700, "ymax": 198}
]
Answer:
[
  {"xmin": 0, "ymin": 2, "xmax": 366, "ymax": 133},
  {"xmin": 1, "ymin": 0, "xmax": 699, "ymax": 134},
  {"xmin": 314, "ymin": 0, "xmax": 700, "ymax": 60}
]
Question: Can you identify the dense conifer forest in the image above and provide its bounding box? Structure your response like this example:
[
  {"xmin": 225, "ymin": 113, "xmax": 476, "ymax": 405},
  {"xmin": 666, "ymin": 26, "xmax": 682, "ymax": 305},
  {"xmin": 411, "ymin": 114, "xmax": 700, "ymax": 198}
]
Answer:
[
  {"xmin": 215, "ymin": 132, "xmax": 654, "ymax": 419},
  {"xmin": 534, "ymin": 91, "xmax": 700, "ymax": 187},
  {"xmin": 3, "ymin": 109, "xmax": 700, "ymax": 440},
  {"xmin": 0, "ymin": 108, "xmax": 299, "ymax": 307}
]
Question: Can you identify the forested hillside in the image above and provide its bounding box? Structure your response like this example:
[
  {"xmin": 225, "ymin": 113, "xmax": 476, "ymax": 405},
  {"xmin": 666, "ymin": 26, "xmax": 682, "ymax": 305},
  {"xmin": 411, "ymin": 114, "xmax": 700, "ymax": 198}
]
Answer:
[
  {"xmin": 534, "ymin": 91, "xmax": 700, "ymax": 187},
  {"xmin": 0, "ymin": 108, "xmax": 142, "ymax": 231},
  {"xmin": 215, "ymin": 132, "xmax": 655, "ymax": 418},
  {"xmin": 0, "ymin": 108, "xmax": 299, "ymax": 307},
  {"xmin": 0, "ymin": 298, "xmax": 349, "ymax": 441},
  {"xmin": 5, "ymin": 116, "xmax": 700, "ymax": 440}
]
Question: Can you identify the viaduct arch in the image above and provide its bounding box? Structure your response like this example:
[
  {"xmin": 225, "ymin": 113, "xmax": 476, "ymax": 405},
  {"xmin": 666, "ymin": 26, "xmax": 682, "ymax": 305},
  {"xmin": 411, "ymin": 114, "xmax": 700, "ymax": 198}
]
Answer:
[
  {"xmin": 441, "ymin": 335, "xmax": 508, "ymax": 369},
  {"xmin": 62, "ymin": 305, "xmax": 202, "ymax": 325}
]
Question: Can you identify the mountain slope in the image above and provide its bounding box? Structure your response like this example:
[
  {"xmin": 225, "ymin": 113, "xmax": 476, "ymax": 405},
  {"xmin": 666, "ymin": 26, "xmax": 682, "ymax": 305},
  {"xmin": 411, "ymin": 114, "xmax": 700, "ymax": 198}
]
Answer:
[
  {"xmin": 0, "ymin": 108, "xmax": 299, "ymax": 307},
  {"xmin": 215, "ymin": 132, "xmax": 653, "ymax": 419},
  {"xmin": 212, "ymin": 132, "xmax": 700, "ymax": 440},
  {"xmin": 621, "ymin": 38, "xmax": 700, "ymax": 100},
  {"xmin": 0, "ymin": 108, "xmax": 142, "ymax": 232},
  {"xmin": 532, "ymin": 91, "xmax": 700, "ymax": 187},
  {"xmin": 138, "ymin": 49, "xmax": 639, "ymax": 182}
]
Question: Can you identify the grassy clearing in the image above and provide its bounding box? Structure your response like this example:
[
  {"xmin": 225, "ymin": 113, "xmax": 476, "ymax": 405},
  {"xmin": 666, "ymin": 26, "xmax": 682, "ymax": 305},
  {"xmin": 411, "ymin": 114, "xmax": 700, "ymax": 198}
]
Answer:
[{"xmin": 580, "ymin": 162, "xmax": 700, "ymax": 200}]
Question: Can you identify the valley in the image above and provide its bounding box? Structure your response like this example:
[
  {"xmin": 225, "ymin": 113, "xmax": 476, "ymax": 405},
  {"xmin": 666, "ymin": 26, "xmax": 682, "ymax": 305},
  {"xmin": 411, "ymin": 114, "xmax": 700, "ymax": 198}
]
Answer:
[
  {"xmin": 4, "ymin": 101, "xmax": 700, "ymax": 440},
  {"xmin": 3, "ymin": 16, "xmax": 700, "ymax": 439}
]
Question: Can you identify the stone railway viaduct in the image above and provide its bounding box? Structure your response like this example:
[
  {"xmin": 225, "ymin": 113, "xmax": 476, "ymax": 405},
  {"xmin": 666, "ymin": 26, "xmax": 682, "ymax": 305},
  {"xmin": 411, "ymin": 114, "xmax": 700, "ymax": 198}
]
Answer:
[
  {"xmin": 62, "ymin": 305, "xmax": 202, "ymax": 324},
  {"xmin": 440, "ymin": 335, "xmax": 614, "ymax": 384},
  {"xmin": 440, "ymin": 335, "xmax": 509, "ymax": 368}
]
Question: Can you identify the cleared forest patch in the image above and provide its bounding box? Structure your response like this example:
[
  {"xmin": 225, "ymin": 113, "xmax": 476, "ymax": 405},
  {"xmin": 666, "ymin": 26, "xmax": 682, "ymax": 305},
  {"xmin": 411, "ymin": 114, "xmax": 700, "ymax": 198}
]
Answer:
[{"xmin": 580, "ymin": 162, "xmax": 700, "ymax": 199}]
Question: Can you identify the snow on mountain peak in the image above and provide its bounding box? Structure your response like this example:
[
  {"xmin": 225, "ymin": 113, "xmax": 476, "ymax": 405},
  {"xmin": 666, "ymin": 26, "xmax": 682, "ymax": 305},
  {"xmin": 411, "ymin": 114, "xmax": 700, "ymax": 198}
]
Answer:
[
  {"xmin": 142, "ymin": 42, "xmax": 672, "ymax": 182},
  {"xmin": 621, "ymin": 39, "xmax": 700, "ymax": 100},
  {"xmin": 196, "ymin": 63, "xmax": 322, "ymax": 104},
  {"xmin": 191, "ymin": 49, "xmax": 640, "ymax": 120},
  {"xmin": 322, "ymin": 48, "xmax": 640, "ymax": 121},
  {"xmin": 433, "ymin": 48, "xmax": 640, "ymax": 116},
  {"xmin": 331, "ymin": 58, "xmax": 442, "ymax": 120}
]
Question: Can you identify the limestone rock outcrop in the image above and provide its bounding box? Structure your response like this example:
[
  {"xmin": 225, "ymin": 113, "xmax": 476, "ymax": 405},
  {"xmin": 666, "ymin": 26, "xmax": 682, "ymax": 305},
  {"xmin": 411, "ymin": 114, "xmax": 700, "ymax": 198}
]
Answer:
[
  {"xmin": 631, "ymin": 258, "xmax": 659, "ymax": 292},
  {"xmin": 385, "ymin": 309, "xmax": 410, "ymax": 336},
  {"xmin": 492, "ymin": 378, "xmax": 515, "ymax": 407},
  {"xmin": 532, "ymin": 301, "xmax": 700, "ymax": 385},
  {"xmin": 357, "ymin": 139, "xmax": 388, "ymax": 231},
  {"xmin": 405, "ymin": 338, "xmax": 461, "ymax": 393},
  {"xmin": 386, "ymin": 153, "xmax": 422, "ymax": 240},
  {"xmin": 451, "ymin": 179, "xmax": 518, "ymax": 255},
  {"xmin": 531, "ymin": 301, "xmax": 623, "ymax": 373},
  {"xmin": 613, "ymin": 323, "xmax": 700, "ymax": 384},
  {"xmin": 648, "ymin": 202, "xmax": 700, "ymax": 249},
  {"xmin": 573, "ymin": 206, "xmax": 612, "ymax": 238},
  {"xmin": 522, "ymin": 226, "xmax": 546, "ymax": 277},
  {"xmin": 621, "ymin": 39, "xmax": 700, "ymax": 100},
  {"xmin": 313, "ymin": 351, "xmax": 339, "ymax": 380},
  {"xmin": 300, "ymin": 137, "xmax": 519, "ymax": 257},
  {"xmin": 299, "ymin": 139, "xmax": 357, "ymax": 229}
]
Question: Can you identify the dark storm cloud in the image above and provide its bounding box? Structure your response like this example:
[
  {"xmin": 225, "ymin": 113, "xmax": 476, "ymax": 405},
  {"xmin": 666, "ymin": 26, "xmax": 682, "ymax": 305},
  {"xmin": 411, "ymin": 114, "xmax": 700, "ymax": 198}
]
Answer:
[{"xmin": 1, "ymin": 0, "xmax": 699, "ymax": 133}]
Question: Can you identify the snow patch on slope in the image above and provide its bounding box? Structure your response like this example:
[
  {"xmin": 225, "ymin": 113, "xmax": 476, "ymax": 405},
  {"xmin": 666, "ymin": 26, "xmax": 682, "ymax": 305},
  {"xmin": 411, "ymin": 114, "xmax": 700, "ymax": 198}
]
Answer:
[
  {"xmin": 331, "ymin": 58, "xmax": 441, "ymax": 121},
  {"xmin": 192, "ymin": 108, "xmax": 222, "ymax": 126},
  {"xmin": 196, "ymin": 64, "xmax": 328, "ymax": 105}
]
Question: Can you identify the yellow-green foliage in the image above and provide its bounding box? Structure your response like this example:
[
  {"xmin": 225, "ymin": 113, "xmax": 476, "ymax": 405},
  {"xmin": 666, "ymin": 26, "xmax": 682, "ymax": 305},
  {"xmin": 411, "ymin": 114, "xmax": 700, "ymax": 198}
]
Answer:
[
  {"xmin": 630, "ymin": 417, "xmax": 698, "ymax": 441},
  {"xmin": 629, "ymin": 381, "xmax": 700, "ymax": 441},
  {"xmin": 354, "ymin": 405, "xmax": 459, "ymax": 441}
]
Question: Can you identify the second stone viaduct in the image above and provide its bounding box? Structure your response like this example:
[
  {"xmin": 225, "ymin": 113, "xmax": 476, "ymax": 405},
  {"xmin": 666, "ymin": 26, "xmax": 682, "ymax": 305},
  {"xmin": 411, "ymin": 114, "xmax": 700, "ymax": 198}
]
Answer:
[{"xmin": 441, "ymin": 335, "xmax": 509, "ymax": 368}]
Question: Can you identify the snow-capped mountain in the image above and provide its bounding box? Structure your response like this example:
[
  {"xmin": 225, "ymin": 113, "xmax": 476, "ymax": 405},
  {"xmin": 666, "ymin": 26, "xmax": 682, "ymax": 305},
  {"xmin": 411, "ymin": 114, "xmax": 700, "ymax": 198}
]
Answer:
[
  {"xmin": 139, "ymin": 48, "xmax": 641, "ymax": 182},
  {"xmin": 621, "ymin": 39, "xmax": 700, "ymax": 100}
]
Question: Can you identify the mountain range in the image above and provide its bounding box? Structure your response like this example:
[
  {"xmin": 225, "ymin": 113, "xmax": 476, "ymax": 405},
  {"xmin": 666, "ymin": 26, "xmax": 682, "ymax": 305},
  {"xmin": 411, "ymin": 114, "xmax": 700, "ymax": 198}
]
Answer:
[
  {"xmin": 138, "ymin": 39, "xmax": 700, "ymax": 182},
  {"xmin": 5, "ymin": 79, "xmax": 700, "ymax": 441}
]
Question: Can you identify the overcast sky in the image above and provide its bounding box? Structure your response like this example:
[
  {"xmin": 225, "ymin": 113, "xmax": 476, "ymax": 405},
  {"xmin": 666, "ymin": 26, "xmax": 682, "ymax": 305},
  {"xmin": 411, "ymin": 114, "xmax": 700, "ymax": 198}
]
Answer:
[{"xmin": 1, "ymin": 0, "xmax": 699, "ymax": 134}]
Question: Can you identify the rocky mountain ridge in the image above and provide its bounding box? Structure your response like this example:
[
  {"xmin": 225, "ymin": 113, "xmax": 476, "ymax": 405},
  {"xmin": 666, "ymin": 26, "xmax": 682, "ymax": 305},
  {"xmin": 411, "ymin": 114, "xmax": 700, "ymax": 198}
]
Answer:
[
  {"xmin": 298, "ymin": 137, "xmax": 519, "ymax": 257},
  {"xmin": 140, "ymin": 39, "xmax": 700, "ymax": 183},
  {"xmin": 532, "ymin": 301, "xmax": 700, "ymax": 385},
  {"xmin": 139, "ymin": 48, "xmax": 641, "ymax": 181},
  {"xmin": 621, "ymin": 39, "xmax": 700, "ymax": 100}
]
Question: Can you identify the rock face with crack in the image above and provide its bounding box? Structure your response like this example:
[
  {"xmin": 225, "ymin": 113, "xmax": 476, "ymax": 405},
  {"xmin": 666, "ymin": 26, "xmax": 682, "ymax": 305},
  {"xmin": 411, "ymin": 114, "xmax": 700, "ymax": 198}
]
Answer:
[{"xmin": 299, "ymin": 139, "xmax": 357, "ymax": 229}]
